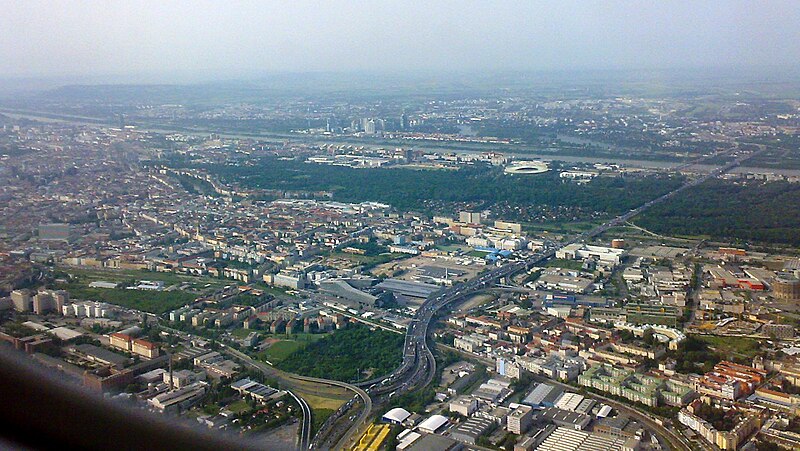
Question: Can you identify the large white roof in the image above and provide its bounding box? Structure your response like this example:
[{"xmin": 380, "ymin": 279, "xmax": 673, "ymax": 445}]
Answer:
[
  {"xmin": 49, "ymin": 326, "xmax": 83, "ymax": 341},
  {"xmin": 418, "ymin": 414, "xmax": 448, "ymax": 432},
  {"xmin": 382, "ymin": 407, "xmax": 411, "ymax": 423},
  {"xmin": 597, "ymin": 405, "xmax": 613, "ymax": 418}
]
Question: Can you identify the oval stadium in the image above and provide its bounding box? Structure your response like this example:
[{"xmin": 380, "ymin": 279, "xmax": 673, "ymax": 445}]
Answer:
[{"xmin": 503, "ymin": 161, "xmax": 549, "ymax": 175}]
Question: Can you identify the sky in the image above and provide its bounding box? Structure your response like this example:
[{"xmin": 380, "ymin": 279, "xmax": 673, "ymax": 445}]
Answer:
[{"xmin": 2, "ymin": 0, "xmax": 800, "ymax": 82}]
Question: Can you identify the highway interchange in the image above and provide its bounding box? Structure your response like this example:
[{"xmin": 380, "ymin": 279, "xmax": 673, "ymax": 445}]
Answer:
[
  {"xmin": 309, "ymin": 144, "xmax": 767, "ymax": 450},
  {"xmin": 157, "ymin": 144, "xmax": 765, "ymax": 450}
]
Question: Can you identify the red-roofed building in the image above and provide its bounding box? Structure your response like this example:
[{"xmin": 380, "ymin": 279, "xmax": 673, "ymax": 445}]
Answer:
[
  {"xmin": 132, "ymin": 338, "xmax": 159, "ymax": 359},
  {"xmin": 109, "ymin": 333, "xmax": 132, "ymax": 351},
  {"xmin": 696, "ymin": 361, "xmax": 767, "ymax": 400},
  {"xmin": 738, "ymin": 279, "xmax": 765, "ymax": 290}
]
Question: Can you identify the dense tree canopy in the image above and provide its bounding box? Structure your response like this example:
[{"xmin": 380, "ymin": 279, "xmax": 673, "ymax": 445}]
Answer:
[
  {"xmin": 637, "ymin": 179, "xmax": 800, "ymax": 246},
  {"xmin": 202, "ymin": 158, "xmax": 683, "ymax": 219},
  {"xmin": 276, "ymin": 325, "xmax": 403, "ymax": 383}
]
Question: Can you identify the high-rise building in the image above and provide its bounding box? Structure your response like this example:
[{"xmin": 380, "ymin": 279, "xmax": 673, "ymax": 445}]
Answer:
[
  {"xmin": 11, "ymin": 290, "xmax": 32, "ymax": 312},
  {"xmin": 401, "ymin": 113, "xmax": 409, "ymax": 130},
  {"xmin": 459, "ymin": 211, "xmax": 482, "ymax": 224},
  {"xmin": 32, "ymin": 292, "xmax": 54, "ymax": 315},
  {"xmin": 363, "ymin": 119, "xmax": 376, "ymax": 134},
  {"xmin": 53, "ymin": 290, "xmax": 69, "ymax": 313},
  {"xmin": 507, "ymin": 405, "xmax": 533, "ymax": 434}
]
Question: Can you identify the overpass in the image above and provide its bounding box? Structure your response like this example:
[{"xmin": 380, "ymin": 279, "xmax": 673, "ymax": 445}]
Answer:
[
  {"xmin": 348, "ymin": 144, "xmax": 768, "ymax": 449},
  {"xmin": 223, "ymin": 345, "xmax": 371, "ymax": 451}
]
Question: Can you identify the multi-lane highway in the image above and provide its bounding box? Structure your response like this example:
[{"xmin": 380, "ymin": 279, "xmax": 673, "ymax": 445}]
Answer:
[
  {"xmin": 223, "ymin": 346, "xmax": 314, "ymax": 450},
  {"xmin": 224, "ymin": 345, "xmax": 372, "ymax": 451},
  {"xmin": 162, "ymin": 145, "xmax": 767, "ymax": 450},
  {"xmin": 157, "ymin": 322, "xmax": 368, "ymax": 451},
  {"xmin": 341, "ymin": 144, "xmax": 768, "ymax": 450}
]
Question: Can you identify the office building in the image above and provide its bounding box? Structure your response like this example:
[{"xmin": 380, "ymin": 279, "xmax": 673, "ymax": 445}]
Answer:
[
  {"xmin": 556, "ymin": 243, "xmax": 625, "ymax": 267},
  {"xmin": 149, "ymin": 381, "xmax": 208, "ymax": 413},
  {"xmin": 109, "ymin": 333, "xmax": 133, "ymax": 352},
  {"xmin": 230, "ymin": 378, "xmax": 284, "ymax": 402},
  {"xmin": 132, "ymin": 338, "xmax": 160, "ymax": 359},
  {"xmin": 417, "ymin": 414, "xmax": 449, "ymax": 433},
  {"xmin": 163, "ymin": 369, "xmax": 205, "ymax": 389},
  {"xmin": 522, "ymin": 383, "xmax": 564, "ymax": 408},
  {"xmin": 450, "ymin": 416, "xmax": 495, "ymax": 445},
  {"xmin": 538, "ymin": 407, "xmax": 592, "ymax": 430}
]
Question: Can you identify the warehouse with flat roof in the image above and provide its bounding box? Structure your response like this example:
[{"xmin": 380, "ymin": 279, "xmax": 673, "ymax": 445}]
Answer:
[
  {"xmin": 417, "ymin": 414, "xmax": 449, "ymax": 433},
  {"xmin": 376, "ymin": 279, "xmax": 440, "ymax": 299},
  {"xmin": 523, "ymin": 383, "xmax": 564, "ymax": 408},
  {"xmin": 449, "ymin": 416, "xmax": 495, "ymax": 444}
]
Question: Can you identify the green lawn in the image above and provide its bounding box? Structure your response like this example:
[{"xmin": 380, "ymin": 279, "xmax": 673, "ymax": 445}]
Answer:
[
  {"xmin": 61, "ymin": 285, "xmax": 197, "ymax": 314},
  {"xmin": 264, "ymin": 341, "xmax": 304, "ymax": 363},
  {"xmin": 57, "ymin": 266, "xmax": 226, "ymax": 289},
  {"xmin": 257, "ymin": 334, "xmax": 326, "ymax": 363},
  {"xmin": 436, "ymin": 244, "xmax": 467, "ymax": 253},
  {"xmin": 545, "ymin": 258, "xmax": 585, "ymax": 271},
  {"xmin": 311, "ymin": 408, "xmax": 334, "ymax": 436},
  {"xmin": 226, "ymin": 400, "xmax": 252, "ymax": 414},
  {"xmin": 695, "ymin": 335, "xmax": 763, "ymax": 360},
  {"xmin": 54, "ymin": 267, "xmax": 235, "ymax": 314},
  {"xmin": 230, "ymin": 328, "xmax": 253, "ymax": 339},
  {"xmin": 252, "ymin": 283, "xmax": 296, "ymax": 298}
]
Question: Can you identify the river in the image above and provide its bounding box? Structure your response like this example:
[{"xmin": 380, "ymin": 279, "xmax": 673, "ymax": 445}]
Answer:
[{"xmin": 4, "ymin": 109, "xmax": 799, "ymax": 176}]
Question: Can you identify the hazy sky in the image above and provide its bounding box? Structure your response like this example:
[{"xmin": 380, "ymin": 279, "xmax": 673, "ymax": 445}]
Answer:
[{"xmin": 2, "ymin": 0, "xmax": 799, "ymax": 81}]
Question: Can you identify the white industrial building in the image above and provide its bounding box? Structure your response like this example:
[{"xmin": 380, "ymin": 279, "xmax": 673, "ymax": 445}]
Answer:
[
  {"xmin": 417, "ymin": 414, "xmax": 449, "ymax": 433},
  {"xmin": 382, "ymin": 407, "xmax": 412, "ymax": 425},
  {"xmin": 556, "ymin": 243, "xmax": 626, "ymax": 267}
]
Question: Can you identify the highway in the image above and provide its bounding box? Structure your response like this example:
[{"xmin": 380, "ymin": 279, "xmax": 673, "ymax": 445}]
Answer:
[
  {"xmin": 288, "ymin": 387, "xmax": 313, "ymax": 449},
  {"xmin": 157, "ymin": 322, "xmax": 370, "ymax": 451},
  {"xmin": 223, "ymin": 346, "xmax": 314, "ymax": 450},
  {"xmin": 10, "ymin": 105, "xmax": 763, "ymax": 451},
  {"xmin": 158, "ymin": 142, "xmax": 763, "ymax": 449},
  {"xmin": 345, "ymin": 144, "xmax": 768, "ymax": 450},
  {"xmin": 224, "ymin": 345, "xmax": 372, "ymax": 451}
]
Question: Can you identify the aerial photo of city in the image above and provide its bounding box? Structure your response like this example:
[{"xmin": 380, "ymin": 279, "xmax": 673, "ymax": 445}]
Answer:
[{"xmin": 3, "ymin": 2, "xmax": 800, "ymax": 451}]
